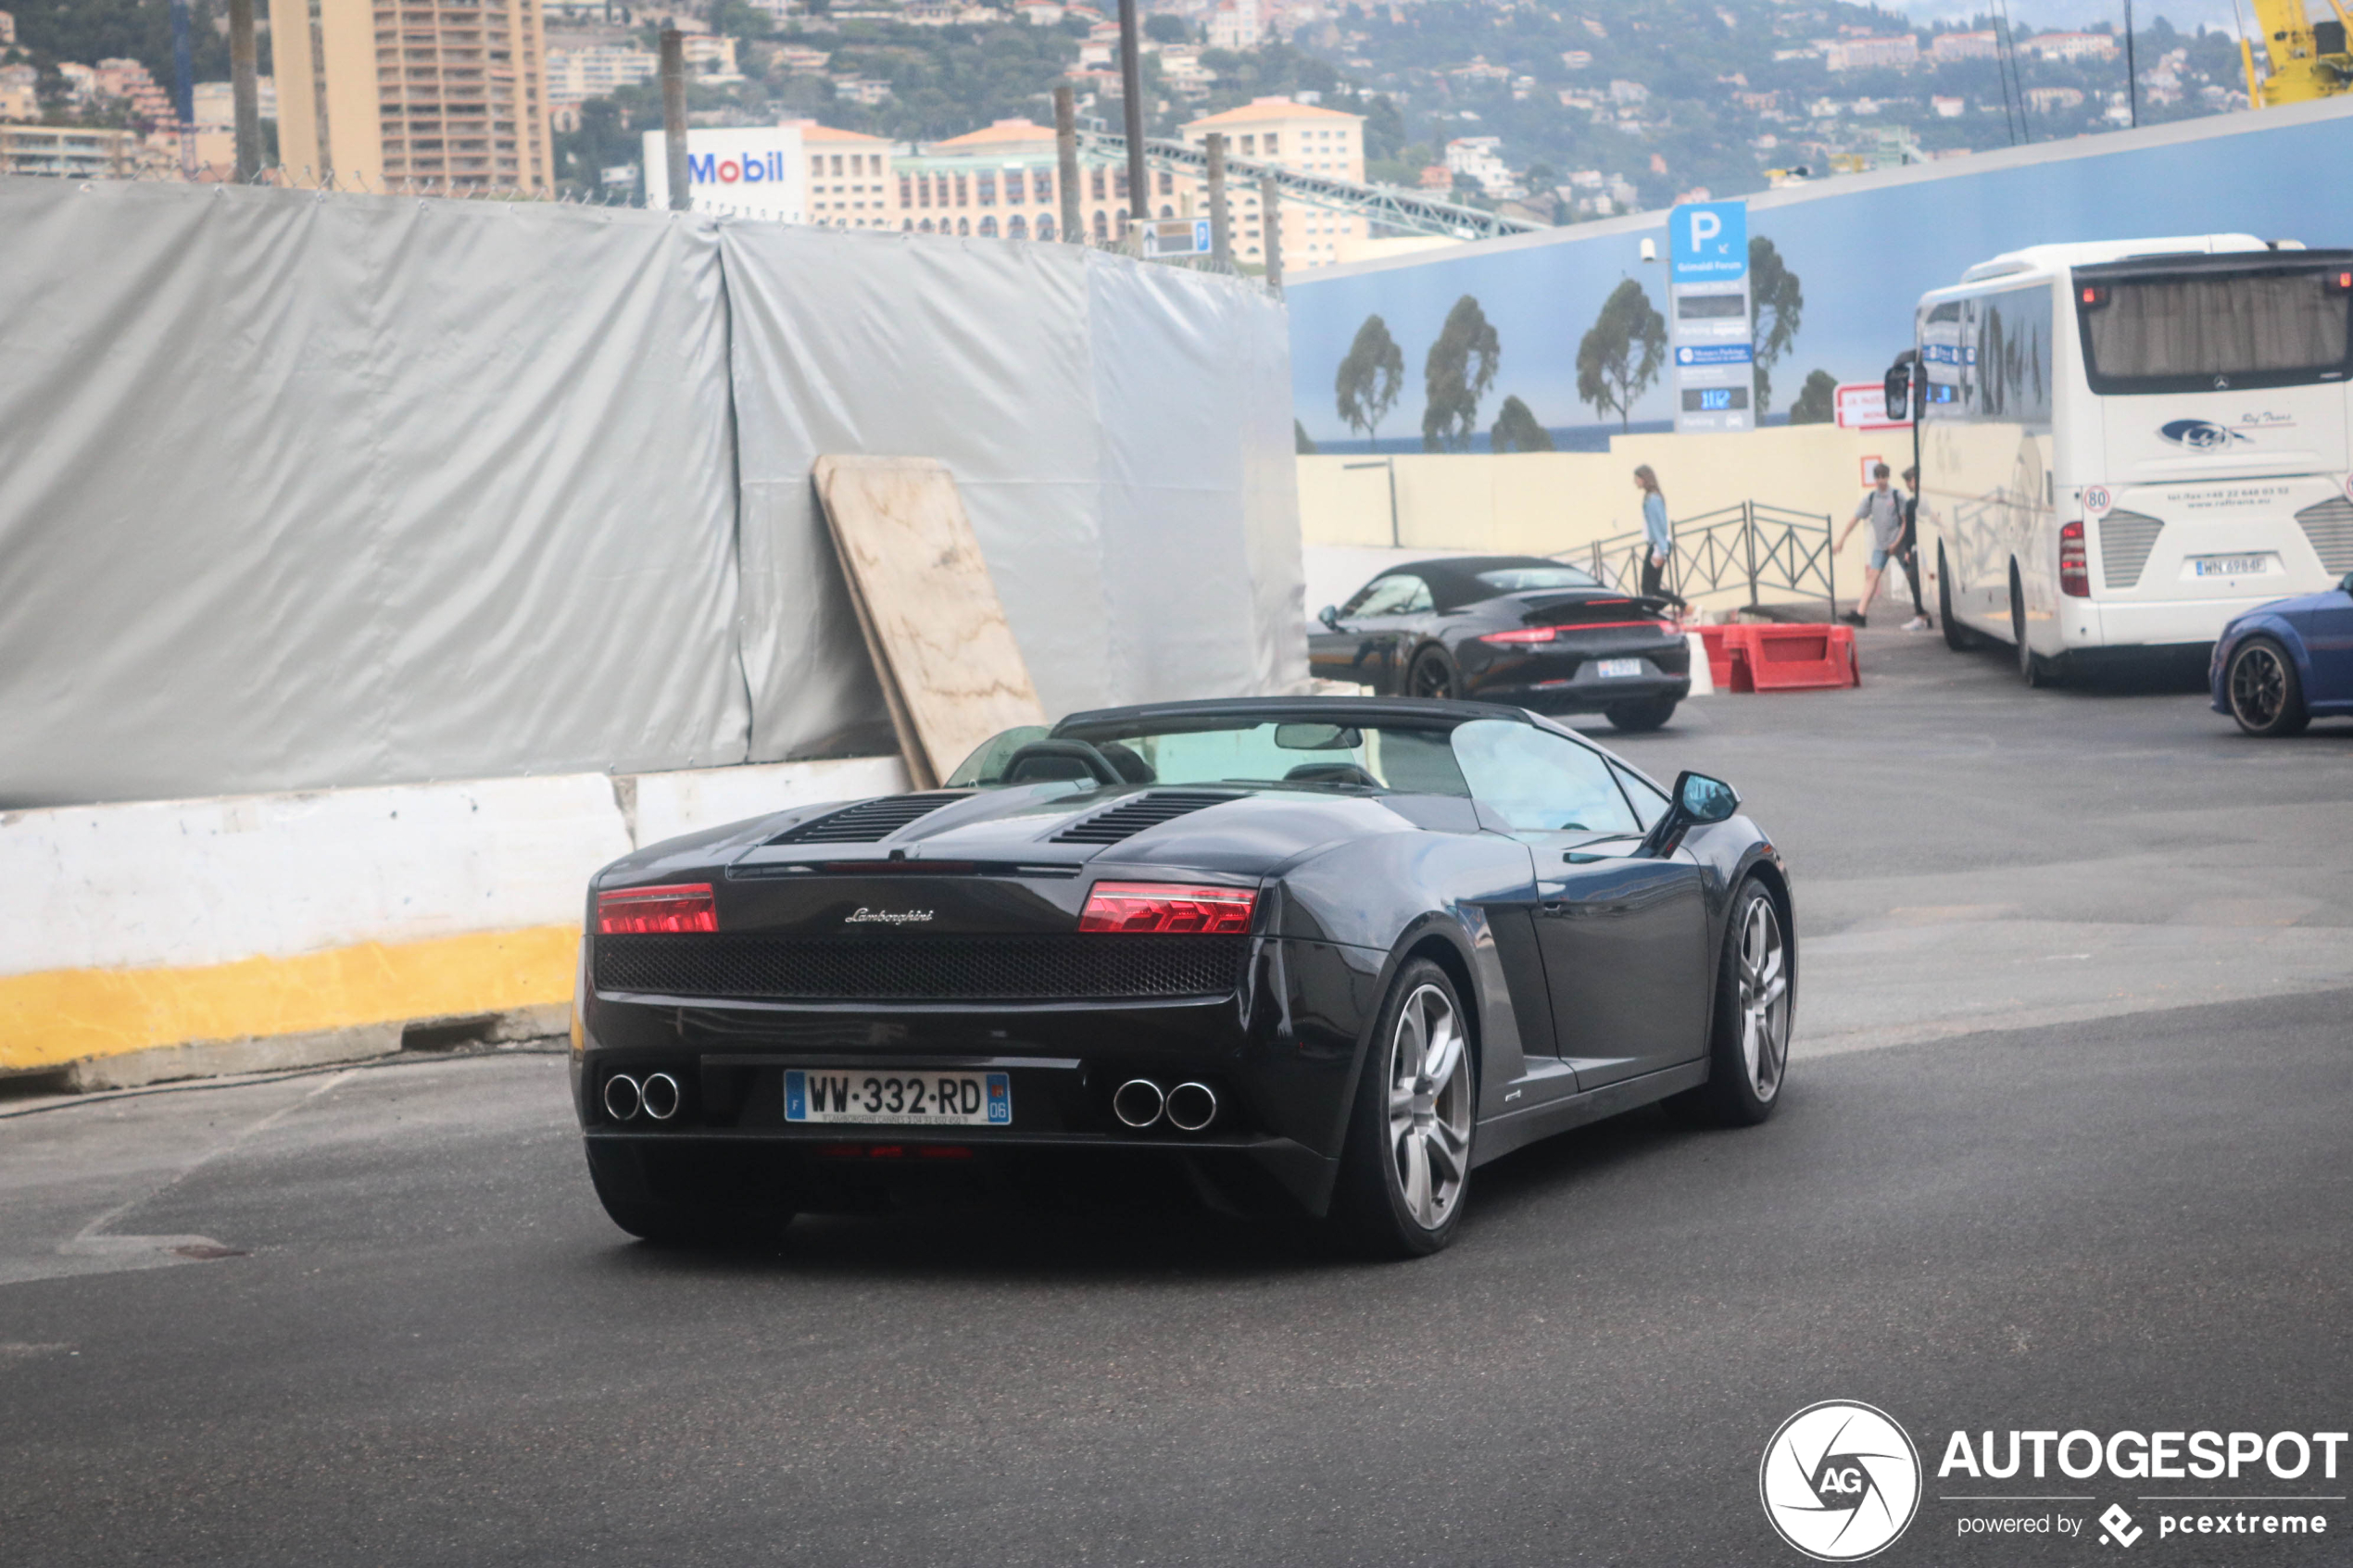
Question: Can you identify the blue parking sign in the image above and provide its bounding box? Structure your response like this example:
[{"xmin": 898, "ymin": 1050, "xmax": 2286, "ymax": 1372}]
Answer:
[{"xmin": 1669, "ymin": 201, "xmax": 1747, "ymax": 284}]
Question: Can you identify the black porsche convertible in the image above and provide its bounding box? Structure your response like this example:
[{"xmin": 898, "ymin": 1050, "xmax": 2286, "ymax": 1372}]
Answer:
[
  {"xmin": 1310, "ymin": 555, "xmax": 1692, "ymax": 731},
  {"xmin": 574, "ymin": 697, "xmax": 1792, "ymax": 1256}
]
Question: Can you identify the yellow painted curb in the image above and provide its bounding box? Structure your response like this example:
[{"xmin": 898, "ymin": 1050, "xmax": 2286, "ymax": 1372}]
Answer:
[{"xmin": 0, "ymin": 925, "xmax": 583, "ymax": 1072}]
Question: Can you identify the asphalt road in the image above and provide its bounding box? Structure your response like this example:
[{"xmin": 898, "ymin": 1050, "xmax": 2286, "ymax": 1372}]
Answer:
[{"xmin": 5, "ymin": 629, "xmax": 2349, "ymax": 1567}]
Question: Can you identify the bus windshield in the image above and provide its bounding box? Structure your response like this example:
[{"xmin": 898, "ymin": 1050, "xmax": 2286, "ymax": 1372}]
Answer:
[{"xmin": 2077, "ymin": 267, "xmax": 2353, "ymax": 393}]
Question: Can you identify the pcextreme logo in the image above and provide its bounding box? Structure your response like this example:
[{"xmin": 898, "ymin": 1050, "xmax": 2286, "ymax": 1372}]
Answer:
[{"xmin": 1761, "ymin": 1401, "xmax": 1924, "ymax": 1562}]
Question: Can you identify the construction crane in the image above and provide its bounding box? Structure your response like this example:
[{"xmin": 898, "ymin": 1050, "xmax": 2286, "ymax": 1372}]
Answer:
[
  {"xmin": 1076, "ymin": 130, "xmax": 1544, "ymax": 244},
  {"xmin": 2240, "ymin": 0, "xmax": 2353, "ymax": 107}
]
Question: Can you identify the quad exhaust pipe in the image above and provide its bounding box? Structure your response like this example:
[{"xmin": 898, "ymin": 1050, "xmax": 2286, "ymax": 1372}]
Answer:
[
  {"xmin": 602, "ymin": 1073, "xmax": 640, "ymax": 1123},
  {"xmin": 1165, "ymin": 1081, "xmax": 1218, "ymax": 1133},
  {"xmin": 1112, "ymin": 1078, "xmax": 1164, "ymax": 1129},
  {"xmin": 602, "ymin": 1071, "xmax": 683, "ymax": 1123},
  {"xmin": 1111, "ymin": 1077, "xmax": 1219, "ymax": 1133}
]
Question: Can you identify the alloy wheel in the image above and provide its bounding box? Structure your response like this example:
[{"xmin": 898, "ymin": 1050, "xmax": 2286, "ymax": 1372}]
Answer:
[
  {"xmin": 1386, "ymin": 983, "xmax": 1472, "ymax": 1230},
  {"xmin": 1737, "ymin": 897, "xmax": 1790, "ymax": 1102},
  {"xmin": 1410, "ymin": 653, "xmax": 1456, "ymax": 699},
  {"xmin": 2231, "ymin": 644, "xmax": 2287, "ymax": 728}
]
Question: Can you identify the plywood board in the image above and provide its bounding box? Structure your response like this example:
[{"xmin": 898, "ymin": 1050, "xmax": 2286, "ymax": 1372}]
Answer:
[{"xmin": 813, "ymin": 456, "xmax": 1047, "ymax": 789}]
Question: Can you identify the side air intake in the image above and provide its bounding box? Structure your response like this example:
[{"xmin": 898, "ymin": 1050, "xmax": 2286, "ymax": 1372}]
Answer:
[
  {"xmin": 769, "ymin": 793, "xmax": 964, "ymax": 846},
  {"xmin": 2099, "ymin": 508, "xmax": 2165, "ymax": 590},
  {"xmin": 2296, "ymin": 495, "xmax": 2353, "ymax": 575},
  {"xmin": 1051, "ymin": 791, "xmax": 1238, "ymax": 846}
]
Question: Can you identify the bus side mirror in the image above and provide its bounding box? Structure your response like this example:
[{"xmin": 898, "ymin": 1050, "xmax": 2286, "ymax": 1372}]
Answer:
[{"xmin": 1882, "ymin": 361, "xmax": 1913, "ymax": 422}]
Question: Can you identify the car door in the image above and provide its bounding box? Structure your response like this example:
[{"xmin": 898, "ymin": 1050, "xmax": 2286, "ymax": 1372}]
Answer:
[
  {"xmin": 1451, "ymin": 720, "xmax": 1711, "ymax": 1090},
  {"xmin": 2298, "ymin": 591, "xmax": 2353, "ymax": 706},
  {"xmin": 1308, "ymin": 573, "xmax": 1432, "ymax": 693}
]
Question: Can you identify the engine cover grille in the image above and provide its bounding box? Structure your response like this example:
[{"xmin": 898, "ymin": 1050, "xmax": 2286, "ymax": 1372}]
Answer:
[
  {"xmin": 596, "ymin": 934, "xmax": 1248, "ymax": 1003},
  {"xmin": 2296, "ymin": 495, "xmax": 2353, "ymax": 575},
  {"xmin": 2099, "ymin": 508, "xmax": 2165, "ymax": 590}
]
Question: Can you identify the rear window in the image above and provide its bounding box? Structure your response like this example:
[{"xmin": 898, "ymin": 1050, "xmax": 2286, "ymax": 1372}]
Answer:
[
  {"xmin": 2077, "ymin": 268, "xmax": 2353, "ymax": 393},
  {"xmin": 1474, "ymin": 566, "xmax": 1599, "ymax": 593}
]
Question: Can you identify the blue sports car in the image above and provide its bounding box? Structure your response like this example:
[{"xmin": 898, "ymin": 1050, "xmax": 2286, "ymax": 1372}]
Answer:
[{"xmin": 2211, "ymin": 571, "xmax": 2353, "ymax": 736}]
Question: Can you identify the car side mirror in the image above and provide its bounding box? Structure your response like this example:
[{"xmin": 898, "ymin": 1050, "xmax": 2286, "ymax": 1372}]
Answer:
[
  {"xmin": 1318, "ymin": 604, "xmax": 1343, "ymax": 632},
  {"xmin": 1679, "ymin": 771, "xmax": 1740, "ymax": 824},
  {"xmin": 2340, "ymin": 571, "xmax": 2353, "ymax": 597},
  {"xmin": 1640, "ymin": 770, "xmax": 1740, "ymax": 858},
  {"xmin": 1882, "ymin": 360, "xmax": 1913, "ymax": 423}
]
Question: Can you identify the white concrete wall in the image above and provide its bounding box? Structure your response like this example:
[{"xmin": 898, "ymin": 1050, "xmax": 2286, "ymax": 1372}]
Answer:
[{"xmin": 1, "ymin": 756, "xmax": 909, "ymax": 981}]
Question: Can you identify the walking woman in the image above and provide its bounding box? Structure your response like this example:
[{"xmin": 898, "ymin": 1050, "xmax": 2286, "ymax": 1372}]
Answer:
[{"xmin": 1633, "ymin": 465, "xmax": 1684, "ymax": 607}]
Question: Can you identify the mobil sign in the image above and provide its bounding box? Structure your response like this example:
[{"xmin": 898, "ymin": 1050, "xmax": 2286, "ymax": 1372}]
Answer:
[{"xmin": 641, "ymin": 125, "xmax": 806, "ymax": 221}]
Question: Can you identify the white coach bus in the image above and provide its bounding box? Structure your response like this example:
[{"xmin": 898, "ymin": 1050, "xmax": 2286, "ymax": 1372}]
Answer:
[{"xmin": 1883, "ymin": 235, "xmax": 2353, "ymax": 684}]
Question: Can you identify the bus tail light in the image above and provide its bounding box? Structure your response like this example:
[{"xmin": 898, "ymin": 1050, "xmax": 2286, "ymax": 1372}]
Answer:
[{"xmin": 2059, "ymin": 521, "xmax": 2090, "ymax": 598}]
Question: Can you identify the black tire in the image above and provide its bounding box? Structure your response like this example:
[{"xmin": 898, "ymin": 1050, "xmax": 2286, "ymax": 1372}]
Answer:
[
  {"xmin": 1329, "ymin": 958, "xmax": 1475, "ymax": 1259},
  {"xmin": 1938, "ymin": 546, "xmax": 1980, "ymax": 651},
  {"xmin": 1406, "ymin": 646, "xmax": 1461, "ymax": 700},
  {"xmin": 1604, "ymin": 696, "xmax": 1678, "ymax": 732},
  {"xmin": 2009, "ymin": 566, "xmax": 2057, "ymax": 687},
  {"xmin": 1668, "ymin": 877, "xmax": 1793, "ymax": 1127},
  {"xmin": 2224, "ymin": 636, "xmax": 2310, "ymax": 737},
  {"xmin": 585, "ymin": 1141, "xmax": 798, "ymax": 1247}
]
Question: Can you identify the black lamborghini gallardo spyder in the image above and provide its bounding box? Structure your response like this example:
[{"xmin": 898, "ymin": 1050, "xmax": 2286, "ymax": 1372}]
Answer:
[{"xmin": 574, "ymin": 697, "xmax": 1792, "ymax": 1256}]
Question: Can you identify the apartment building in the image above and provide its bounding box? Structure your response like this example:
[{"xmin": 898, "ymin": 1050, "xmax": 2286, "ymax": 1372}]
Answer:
[
  {"xmin": 268, "ymin": 0, "xmax": 554, "ymax": 191},
  {"xmin": 1180, "ymin": 96, "xmax": 1365, "ymax": 272},
  {"xmin": 781, "ymin": 99, "xmax": 1367, "ymax": 273},
  {"xmin": 547, "ymin": 44, "xmax": 659, "ymax": 104},
  {"xmin": 0, "ymin": 122, "xmax": 141, "ymax": 178},
  {"xmin": 797, "ymin": 120, "xmax": 898, "ymax": 227}
]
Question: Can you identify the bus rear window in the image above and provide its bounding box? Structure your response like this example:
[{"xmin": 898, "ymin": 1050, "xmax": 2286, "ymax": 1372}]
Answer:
[{"xmin": 2078, "ymin": 269, "xmax": 2352, "ymax": 393}]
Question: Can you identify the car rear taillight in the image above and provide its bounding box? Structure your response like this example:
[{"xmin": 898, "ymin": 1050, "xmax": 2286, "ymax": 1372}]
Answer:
[
  {"xmin": 2059, "ymin": 520, "xmax": 2090, "ymax": 597},
  {"xmin": 1480, "ymin": 625, "xmax": 1560, "ymax": 645},
  {"xmin": 597, "ymin": 883, "xmax": 716, "ymax": 934},
  {"xmin": 1078, "ymin": 882, "xmax": 1256, "ymax": 935}
]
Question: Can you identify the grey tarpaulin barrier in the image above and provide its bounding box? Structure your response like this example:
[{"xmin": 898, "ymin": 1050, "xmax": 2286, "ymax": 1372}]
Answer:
[
  {"xmin": 0, "ymin": 177, "xmax": 1304, "ymax": 808},
  {"xmin": 719, "ymin": 224, "xmax": 1305, "ymax": 757},
  {"xmin": 0, "ymin": 180, "xmax": 747, "ymax": 807}
]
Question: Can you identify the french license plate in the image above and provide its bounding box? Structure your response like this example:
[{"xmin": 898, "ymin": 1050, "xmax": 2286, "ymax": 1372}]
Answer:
[
  {"xmin": 786, "ymin": 1070, "xmax": 1011, "ymax": 1126},
  {"xmin": 2194, "ymin": 555, "xmax": 2269, "ymax": 577},
  {"xmin": 1595, "ymin": 658, "xmax": 1644, "ymax": 679}
]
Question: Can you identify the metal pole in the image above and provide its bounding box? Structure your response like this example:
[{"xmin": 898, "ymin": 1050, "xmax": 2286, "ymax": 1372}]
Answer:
[
  {"xmin": 1115, "ymin": 0, "xmax": 1149, "ymax": 245},
  {"xmin": 1822, "ymin": 510, "xmax": 1837, "ymax": 621},
  {"xmin": 1743, "ymin": 500, "xmax": 1761, "ymax": 610},
  {"xmin": 228, "ymin": 0, "xmax": 260, "ymax": 181},
  {"xmin": 660, "ymin": 29, "xmax": 690, "ymax": 212},
  {"xmin": 1386, "ymin": 457, "xmax": 1399, "ymax": 547},
  {"xmin": 2123, "ymin": 0, "xmax": 2140, "ymax": 127},
  {"xmin": 171, "ymin": 0, "xmax": 195, "ymax": 179},
  {"xmin": 1259, "ymin": 174, "xmax": 1282, "ymax": 292},
  {"xmin": 1204, "ymin": 131, "xmax": 1230, "ymax": 268},
  {"xmin": 1052, "ymin": 85, "xmax": 1083, "ymax": 244}
]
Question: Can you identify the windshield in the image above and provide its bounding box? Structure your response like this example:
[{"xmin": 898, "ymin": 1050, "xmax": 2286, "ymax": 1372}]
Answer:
[
  {"xmin": 950, "ymin": 718, "xmax": 1470, "ymax": 793},
  {"xmin": 1474, "ymin": 565, "xmax": 1599, "ymax": 593},
  {"xmin": 2077, "ymin": 268, "xmax": 2353, "ymax": 394},
  {"xmin": 944, "ymin": 716, "xmax": 1648, "ymax": 834}
]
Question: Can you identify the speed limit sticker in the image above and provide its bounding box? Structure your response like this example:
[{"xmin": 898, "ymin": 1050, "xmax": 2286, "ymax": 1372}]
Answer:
[{"xmin": 2082, "ymin": 484, "xmax": 2113, "ymax": 515}]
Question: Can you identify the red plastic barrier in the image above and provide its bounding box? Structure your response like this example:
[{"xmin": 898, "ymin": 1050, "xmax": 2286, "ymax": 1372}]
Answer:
[
  {"xmin": 1718, "ymin": 623, "xmax": 1858, "ymax": 693},
  {"xmin": 1691, "ymin": 625, "xmax": 1740, "ymax": 690}
]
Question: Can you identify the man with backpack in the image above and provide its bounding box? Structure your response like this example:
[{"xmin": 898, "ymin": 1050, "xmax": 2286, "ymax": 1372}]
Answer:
[{"xmin": 1836, "ymin": 462, "xmax": 1905, "ymax": 629}]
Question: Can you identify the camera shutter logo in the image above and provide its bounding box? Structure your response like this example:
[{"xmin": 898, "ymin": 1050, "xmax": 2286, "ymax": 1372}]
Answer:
[{"xmin": 1759, "ymin": 1401, "xmax": 1922, "ymax": 1561}]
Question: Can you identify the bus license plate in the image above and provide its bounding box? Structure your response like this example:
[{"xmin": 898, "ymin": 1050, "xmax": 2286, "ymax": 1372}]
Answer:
[
  {"xmin": 2194, "ymin": 555, "xmax": 2268, "ymax": 577},
  {"xmin": 1595, "ymin": 659, "xmax": 1643, "ymax": 679},
  {"xmin": 786, "ymin": 1070, "xmax": 1011, "ymax": 1126}
]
